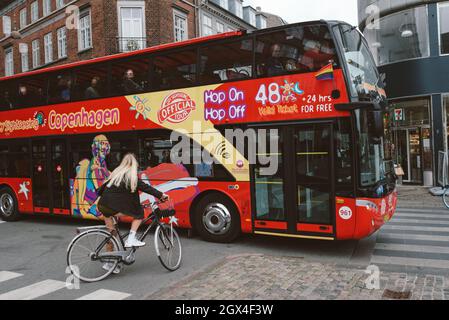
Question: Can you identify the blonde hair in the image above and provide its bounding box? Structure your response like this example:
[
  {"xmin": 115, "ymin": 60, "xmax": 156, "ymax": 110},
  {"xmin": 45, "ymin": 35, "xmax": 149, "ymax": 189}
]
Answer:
[{"xmin": 106, "ymin": 153, "xmax": 139, "ymax": 192}]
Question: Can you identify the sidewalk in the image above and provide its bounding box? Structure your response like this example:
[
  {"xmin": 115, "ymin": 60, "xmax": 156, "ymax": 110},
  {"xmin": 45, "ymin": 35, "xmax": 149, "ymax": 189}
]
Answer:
[
  {"xmin": 145, "ymin": 254, "xmax": 449, "ymax": 300},
  {"xmin": 396, "ymin": 185, "xmax": 445, "ymax": 209}
]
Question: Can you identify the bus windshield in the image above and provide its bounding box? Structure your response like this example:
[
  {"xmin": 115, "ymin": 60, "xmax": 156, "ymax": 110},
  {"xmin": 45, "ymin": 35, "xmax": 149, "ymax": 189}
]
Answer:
[
  {"xmin": 334, "ymin": 24, "xmax": 385, "ymax": 103},
  {"xmin": 355, "ymin": 108, "xmax": 386, "ymax": 188}
]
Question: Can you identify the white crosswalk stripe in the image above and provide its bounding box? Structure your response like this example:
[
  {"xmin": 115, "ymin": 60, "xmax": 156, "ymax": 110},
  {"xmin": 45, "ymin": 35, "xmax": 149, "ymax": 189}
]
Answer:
[
  {"xmin": 0, "ymin": 271, "xmax": 132, "ymax": 300},
  {"xmin": 0, "ymin": 271, "xmax": 23, "ymax": 283},
  {"xmin": 0, "ymin": 279, "xmax": 67, "ymax": 300},
  {"xmin": 77, "ymin": 289, "xmax": 131, "ymax": 300},
  {"xmin": 371, "ymin": 207, "xmax": 449, "ymax": 272},
  {"xmin": 0, "ymin": 221, "xmax": 6, "ymax": 224}
]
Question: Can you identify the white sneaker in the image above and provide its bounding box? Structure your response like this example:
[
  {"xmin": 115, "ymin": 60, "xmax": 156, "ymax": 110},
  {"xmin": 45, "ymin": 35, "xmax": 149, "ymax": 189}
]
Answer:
[
  {"xmin": 102, "ymin": 263, "xmax": 121, "ymax": 274},
  {"xmin": 125, "ymin": 238, "xmax": 146, "ymax": 248}
]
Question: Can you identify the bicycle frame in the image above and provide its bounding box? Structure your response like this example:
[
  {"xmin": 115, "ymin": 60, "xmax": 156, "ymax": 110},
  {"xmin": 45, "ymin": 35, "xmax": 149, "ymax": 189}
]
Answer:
[{"xmin": 94, "ymin": 210, "xmax": 173, "ymax": 265}]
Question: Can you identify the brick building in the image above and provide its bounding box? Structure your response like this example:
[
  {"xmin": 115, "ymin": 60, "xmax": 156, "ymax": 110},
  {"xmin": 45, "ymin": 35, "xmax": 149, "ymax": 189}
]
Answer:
[
  {"xmin": 0, "ymin": 0, "xmax": 284, "ymax": 77},
  {"xmin": 0, "ymin": 0, "xmax": 197, "ymax": 77}
]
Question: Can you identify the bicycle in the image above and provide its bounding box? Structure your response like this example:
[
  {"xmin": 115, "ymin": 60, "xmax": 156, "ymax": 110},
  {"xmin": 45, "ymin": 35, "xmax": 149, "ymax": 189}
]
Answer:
[{"xmin": 66, "ymin": 200, "xmax": 182, "ymax": 283}]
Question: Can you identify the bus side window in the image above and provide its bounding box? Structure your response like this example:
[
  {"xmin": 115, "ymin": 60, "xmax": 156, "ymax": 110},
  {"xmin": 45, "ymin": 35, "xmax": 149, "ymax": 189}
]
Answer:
[
  {"xmin": 255, "ymin": 25, "xmax": 338, "ymax": 78},
  {"xmin": 107, "ymin": 136, "xmax": 138, "ymax": 171},
  {"xmin": 49, "ymin": 72, "xmax": 72, "ymax": 104},
  {"xmin": 0, "ymin": 142, "xmax": 30, "ymax": 177},
  {"xmin": 150, "ymin": 50, "xmax": 197, "ymax": 92},
  {"xmin": 0, "ymin": 81, "xmax": 15, "ymax": 111},
  {"xmin": 12, "ymin": 76, "xmax": 48, "ymax": 108},
  {"xmin": 199, "ymin": 39, "xmax": 254, "ymax": 85},
  {"xmin": 73, "ymin": 64, "xmax": 109, "ymax": 101},
  {"xmin": 335, "ymin": 118, "xmax": 353, "ymax": 197}
]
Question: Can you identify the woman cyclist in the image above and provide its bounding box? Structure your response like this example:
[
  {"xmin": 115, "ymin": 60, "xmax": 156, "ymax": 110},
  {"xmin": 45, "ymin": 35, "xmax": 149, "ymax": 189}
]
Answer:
[{"xmin": 97, "ymin": 153, "xmax": 169, "ymax": 249}]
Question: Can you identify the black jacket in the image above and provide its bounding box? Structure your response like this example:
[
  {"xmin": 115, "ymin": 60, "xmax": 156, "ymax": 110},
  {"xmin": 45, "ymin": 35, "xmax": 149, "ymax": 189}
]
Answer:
[{"xmin": 97, "ymin": 179, "xmax": 163, "ymax": 218}]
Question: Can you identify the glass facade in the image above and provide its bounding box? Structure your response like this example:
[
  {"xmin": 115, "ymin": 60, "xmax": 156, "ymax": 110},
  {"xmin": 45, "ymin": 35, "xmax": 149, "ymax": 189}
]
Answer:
[
  {"xmin": 363, "ymin": 6, "xmax": 430, "ymax": 65},
  {"xmin": 440, "ymin": 2, "xmax": 449, "ymax": 54},
  {"xmin": 389, "ymin": 98, "xmax": 432, "ymax": 185}
]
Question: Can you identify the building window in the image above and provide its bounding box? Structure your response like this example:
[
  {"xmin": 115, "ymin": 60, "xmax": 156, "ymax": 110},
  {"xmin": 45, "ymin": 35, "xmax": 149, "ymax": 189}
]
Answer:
[
  {"xmin": 56, "ymin": 0, "xmax": 65, "ymax": 10},
  {"xmin": 219, "ymin": 0, "xmax": 228, "ymax": 10},
  {"xmin": 57, "ymin": 27, "xmax": 67, "ymax": 58},
  {"xmin": 21, "ymin": 45, "xmax": 29, "ymax": 72},
  {"xmin": 78, "ymin": 11, "xmax": 92, "ymax": 51},
  {"xmin": 439, "ymin": 2, "xmax": 449, "ymax": 55},
  {"xmin": 118, "ymin": 4, "xmax": 145, "ymax": 52},
  {"xmin": 19, "ymin": 8, "xmax": 27, "ymax": 29},
  {"xmin": 44, "ymin": 33, "xmax": 53, "ymax": 64},
  {"xmin": 203, "ymin": 15, "xmax": 213, "ymax": 36},
  {"xmin": 445, "ymin": 94, "xmax": 449, "ymax": 153},
  {"xmin": 43, "ymin": 0, "xmax": 52, "ymax": 16},
  {"xmin": 32, "ymin": 39, "xmax": 41, "ymax": 68},
  {"xmin": 235, "ymin": 1, "xmax": 243, "ymax": 18},
  {"xmin": 5, "ymin": 47, "xmax": 14, "ymax": 77},
  {"xmin": 363, "ymin": 6, "xmax": 430, "ymax": 65},
  {"xmin": 31, "ymin": 1, "xmax": 39, "ymax": 23},
  {"xmin": 174, "ymin": 10, "xmax": 188, "ymax": 42},
  {"xmin": 216, "ymin": 21, "xmax": 224, "ymax": 34}
]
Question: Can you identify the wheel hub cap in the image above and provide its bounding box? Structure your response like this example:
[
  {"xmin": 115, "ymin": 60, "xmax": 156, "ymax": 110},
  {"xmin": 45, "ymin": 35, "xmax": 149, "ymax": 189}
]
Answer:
[
  {"xmin": 0, "ymin": 194, "xmax": 14, "ymax": 216},
  {"xmin": 202, "ymin": 203, "xmax": 231, "ymax": 235}
]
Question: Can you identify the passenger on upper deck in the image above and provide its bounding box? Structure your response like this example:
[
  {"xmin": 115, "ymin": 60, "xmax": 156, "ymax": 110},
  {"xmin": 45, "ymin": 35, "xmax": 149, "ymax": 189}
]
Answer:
[
  {"xmin": 85, "ymin": 76, "xmax": 101, "ymax": 99},
  {"xmin": 15, "ymin": 85, "xmax": 33, "ymax": 108},
  {"xmin": 265, "ymin": 44, "xmax": 285, "ymax": 77},
  {"xmin": 121, "ymin": 69, "xmax": 143, "ymax": 94},
  {"xmin": 0, "ymin": 90, "xmax": 14, "ymax": 110}
]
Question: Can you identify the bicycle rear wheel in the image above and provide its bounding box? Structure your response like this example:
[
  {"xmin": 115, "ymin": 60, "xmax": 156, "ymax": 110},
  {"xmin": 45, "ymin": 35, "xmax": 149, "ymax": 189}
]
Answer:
[
  {"xmin": 443, "ymin": 188, "xmax": 449, "ymax": 209},
  {"xmin": 67, "ymin": 229, "xmax": 121, "ymax": 282},
  {"xmin": 154, "ymin": 224, "xmax": 182, "ymax": 271}
]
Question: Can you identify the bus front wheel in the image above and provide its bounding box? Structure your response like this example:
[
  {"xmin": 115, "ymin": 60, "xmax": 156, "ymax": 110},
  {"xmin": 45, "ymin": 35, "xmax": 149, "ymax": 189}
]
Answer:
[
  {"xmin": 0, "ymin": 187, "xmax": 20, "ymax": 222},
  {"xmin": 192, "ymin": 194, "xmax": 241, "ymax": 243}
]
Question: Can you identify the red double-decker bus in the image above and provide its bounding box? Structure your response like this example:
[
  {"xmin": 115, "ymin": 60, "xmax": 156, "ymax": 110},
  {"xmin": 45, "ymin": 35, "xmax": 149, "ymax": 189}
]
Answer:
[{"xmin": 0, "ymin": 21, "xmax": 397, "ymax": 242}]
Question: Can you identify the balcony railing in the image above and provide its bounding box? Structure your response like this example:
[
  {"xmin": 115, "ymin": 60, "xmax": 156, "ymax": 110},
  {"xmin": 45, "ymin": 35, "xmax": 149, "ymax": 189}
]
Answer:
[{"xmin": 115, "ymin": 37, "xmax": 147, "ymax": 53}]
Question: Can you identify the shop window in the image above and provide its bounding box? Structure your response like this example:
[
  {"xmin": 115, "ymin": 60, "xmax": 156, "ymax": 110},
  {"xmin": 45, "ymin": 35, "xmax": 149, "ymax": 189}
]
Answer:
[
  {"xmin": 363, "ymin": 6, "xmax": 430, "ymax": 65},
  {"xmin": 199, "ymin": 39, "xmax": 253, "ymax": 84}
]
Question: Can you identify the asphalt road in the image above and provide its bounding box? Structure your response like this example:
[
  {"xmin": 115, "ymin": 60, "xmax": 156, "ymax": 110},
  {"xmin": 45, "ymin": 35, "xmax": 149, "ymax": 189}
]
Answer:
[{"xmin": 0, "ymin": 215, "xmax": 368, "ymax": 300}]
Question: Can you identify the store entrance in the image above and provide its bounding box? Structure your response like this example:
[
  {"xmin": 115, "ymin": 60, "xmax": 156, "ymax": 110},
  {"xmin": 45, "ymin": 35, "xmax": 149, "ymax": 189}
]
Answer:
[{"xmin": 393, "ymin": 127, "xmax": 432, "ymax": 185}]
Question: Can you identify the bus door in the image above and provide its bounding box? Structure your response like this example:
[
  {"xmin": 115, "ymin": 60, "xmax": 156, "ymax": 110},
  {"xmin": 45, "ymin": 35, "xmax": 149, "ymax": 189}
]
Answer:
[
  {"xmin": 251, "ymin": 123, "xmax": 335, "ymax": 240},
  {"xmin": 32, "ymin": 139, "xmax": 70, "ymax": 215}
]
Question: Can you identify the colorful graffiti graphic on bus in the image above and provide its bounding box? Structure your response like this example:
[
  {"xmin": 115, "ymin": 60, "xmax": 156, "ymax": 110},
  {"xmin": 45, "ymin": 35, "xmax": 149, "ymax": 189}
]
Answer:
[
  {"xmin": 71, "ymin": 134, "xmax": 111, "ymax": 219},
  {"xmin": 139, "ymin": 163, "xmax": 200, "ymax": 218}
]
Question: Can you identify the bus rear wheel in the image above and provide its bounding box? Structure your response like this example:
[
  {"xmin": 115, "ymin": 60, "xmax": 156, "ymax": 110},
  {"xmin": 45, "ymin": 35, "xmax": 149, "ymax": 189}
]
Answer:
[
  {"xmin": 192, "ymin": 194, "xmax": 241, "ymax": 243},
  {"xmin": 0, "ymin": 187, "xmax": 20, "ymax": 222}
]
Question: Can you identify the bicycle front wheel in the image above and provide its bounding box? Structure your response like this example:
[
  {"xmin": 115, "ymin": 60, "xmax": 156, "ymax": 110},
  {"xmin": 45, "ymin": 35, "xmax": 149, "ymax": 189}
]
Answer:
[
  {"xmin": 67, "ymin": 229, "xmax": 121, "ymax": 282},
  {"xmin": 154, "ymin": 224, "xmax": 182, "ymax": 271},
  {"xmin": 443, "ymin": 188, "xmax": 449, "ymax": 209}
]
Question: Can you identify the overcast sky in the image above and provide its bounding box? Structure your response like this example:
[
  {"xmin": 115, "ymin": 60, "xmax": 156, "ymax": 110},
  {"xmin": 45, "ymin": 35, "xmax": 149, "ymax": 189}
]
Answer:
[{"xmin": 244, "ymin": 0, "xmax": 359, "ymax": 26}]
